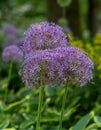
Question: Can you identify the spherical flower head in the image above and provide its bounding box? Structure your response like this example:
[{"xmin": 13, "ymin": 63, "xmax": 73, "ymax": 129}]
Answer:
[
  {"xmin": 22, "ymin": 22, "xmax": 69, "ymax": 54},
  {"xmin": 2, "ymin": 34, "xmax": 17, "ymax": 48},
  {"xmin": 2, "ymin": 24, "xmax": 18, "ymax": 36},
  {"xmin": 2, "ymin": 45, "xmax": 23, "ymax": 62},
  {"xmin": 19, "ymin": 47, "xmax": 93, "ymax": 87}
]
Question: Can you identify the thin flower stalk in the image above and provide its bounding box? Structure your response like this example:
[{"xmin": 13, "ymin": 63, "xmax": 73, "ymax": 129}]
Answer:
[
  {"xmin": 36, "ymin": 86, "xmax": 44, "ymax": 130},
  {"xmin": 5, "ymin": 61, "xmax": 13, "ymax": 103},
  {"xmin": 59, "ymin": 82, "xmax": 69, "ymax": 130}
]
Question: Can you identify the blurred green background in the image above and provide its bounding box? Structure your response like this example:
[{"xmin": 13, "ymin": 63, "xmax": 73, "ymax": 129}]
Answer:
[{"xmin": 0, "ymin": 0, "xmax": 101, "ymax": 38}]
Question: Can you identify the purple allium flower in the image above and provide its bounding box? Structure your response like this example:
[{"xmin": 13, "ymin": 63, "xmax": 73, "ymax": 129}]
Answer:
[
  {"xmin": 2, "ymin": 34, "xmax": 17, "ymax": 48},
  {"xmin": 16, "ymin": 38, "xmax": 25, "ymax": 50},
  {"xmin": 22, "ymin": 22, "xmax": 68, "ymax": 54},
  {"xmin": 2, "ymin": 24, "xmax": 18, "ymax": 36},
  {"xmin": 2, "ymin": 45, "xmax": 23, "ymax": 62},
  {"xmin": 19, "ymin": 47, "xmax": 93, "ymax": 87}
]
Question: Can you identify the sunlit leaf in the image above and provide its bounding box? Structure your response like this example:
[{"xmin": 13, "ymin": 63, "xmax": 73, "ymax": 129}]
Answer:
[
  {"xmin": 85, "ymin": 123, "xmax": 98, "ymax": 130},
  {"xmin": 19, "ymin": 120, "xmax": 35, "ymax": 129},
  {"xmin": 16, "ymin": 87, "xmax": 33, "ymax": 99},
  {"xmin": 94, "ymin": 116, "xmax": 101, "ymax": 127},
  {"xmin": 4, "ymin": 128, "xmax": 16, "ymax": 130},
  {"xmin": 0, "ymin": 120, "xmax": 10, "ymax": 129}
]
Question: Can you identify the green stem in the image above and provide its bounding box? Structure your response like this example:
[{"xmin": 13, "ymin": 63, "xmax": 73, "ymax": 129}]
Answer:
[
  {"xmin": 36, "ymin": 87, "xmax": 43, "ymax": 130},
  {"xmin": 58, "ymin": 83, "xmax": 68, "ymax": 130},
  {"xmin": 62, "ymin": 7, "xmax": 66, "ymax": 18},
  {"xmin": 5, "ymin": 61, "xmax": 13, "ymax": 103}
]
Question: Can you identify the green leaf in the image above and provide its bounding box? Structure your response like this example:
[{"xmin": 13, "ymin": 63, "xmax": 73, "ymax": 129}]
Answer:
[
  {"xmin": 44, "ymin": 87, "xmax": 57, "ymax": 96},
  {"xmin": 19, "ymin": 120, "xmax": 35, "ymax": 129},
  {"xmin": 0, "ymin": 78, "xmax": 8, "ymax": 89},
  {"xmin": 63, "ymin": 107, "xmax": 78, "ymax": 120},
  {"xmin": 71, "ymin": 112, "xmax": 93, "ymax": 130},
  {"xmin": 0, "ymin": 120, "xmax": 10, "ymax": 129},
  {"xmin": 85, "ymin": 123, "xmax": 98, "ymax": 130},
  {"xmin": 57, "ymin": 0, "xmax": 72, "ymax": 7},
  {"xmin": 45, "ymin": 108, "xmax": 60, "ymax": 118},
  {"xmin": 94, "ymin": 116, "xmax": 101, "ymax": 127},
  {"xmin": 4, "ymin": 128, "xmax": 16, "ymax": 130},
  {"xmin": 41, "ymin": 117, "xmax": 59, "ymax": 122},
  {"xmin": 0, "ymin": 101, "xmax": 6, "ymax": 110},
  {"xmin": 16, "ymin": 87, "xmax": 33, "ymax": 99}
]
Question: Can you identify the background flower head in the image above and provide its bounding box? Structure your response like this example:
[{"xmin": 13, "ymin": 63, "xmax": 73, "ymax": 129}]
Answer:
[
  {"xmin": 2, "ymin": 45, "xmax": 23, "ymax": 62},
  {"xmin": 2, "ymin": 34, "xmax": 17, "ymax": 48},
  {"xmin": 2, "ymin": 24, "xmax": 18, "ymax": 36}
]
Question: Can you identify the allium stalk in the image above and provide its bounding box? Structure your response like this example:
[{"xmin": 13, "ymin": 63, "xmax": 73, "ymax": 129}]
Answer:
[
  {"xmin": 5, "ymin": 61, "xmax": 13, "ymax": 103},
  {"xmin": 59, "ymin": 82, "xmax": 68, "ymax": 130},
  {"xmin": 36, "ymin": 86, "xmax": 44, "ymax": 130},
  {"xmin": 2, "ymin": 45, "xmax": 23, "ymax": 103}
]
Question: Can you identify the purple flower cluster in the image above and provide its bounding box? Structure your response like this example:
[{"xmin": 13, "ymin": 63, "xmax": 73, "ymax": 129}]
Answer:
[
  {"xmin": 2, "ymin": 24, "xmax": 18, "ymax": 48},
  {"xmin": 22, "ymin": 22, "xmax": 68, "ymax": 54},
  {"xmin": 3, "ymin": 34, "xmax": 17, "ymax": 48},
  {"xmin": 2, "ymin": 24, "xmax": 24, "ymax": 63},
  {"xmin": 16, "ymin": 38, "xmax": 25, "ymax": 50},
  {"xmin": 2, "ymin": 45, "xmax": 23, "ymax": 62},
  {"xmin": 19, "ymin": 47, "xmax": 93, "ymax": 87},
  {"xmin": 2, "ymin": 24, "xmax": 18, "ymax": 36}
]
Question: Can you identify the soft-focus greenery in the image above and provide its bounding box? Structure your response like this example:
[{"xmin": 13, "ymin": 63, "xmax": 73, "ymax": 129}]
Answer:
[{"xmin": 0, "ymin": 0, "xmax": 101, "ymax": 129}]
